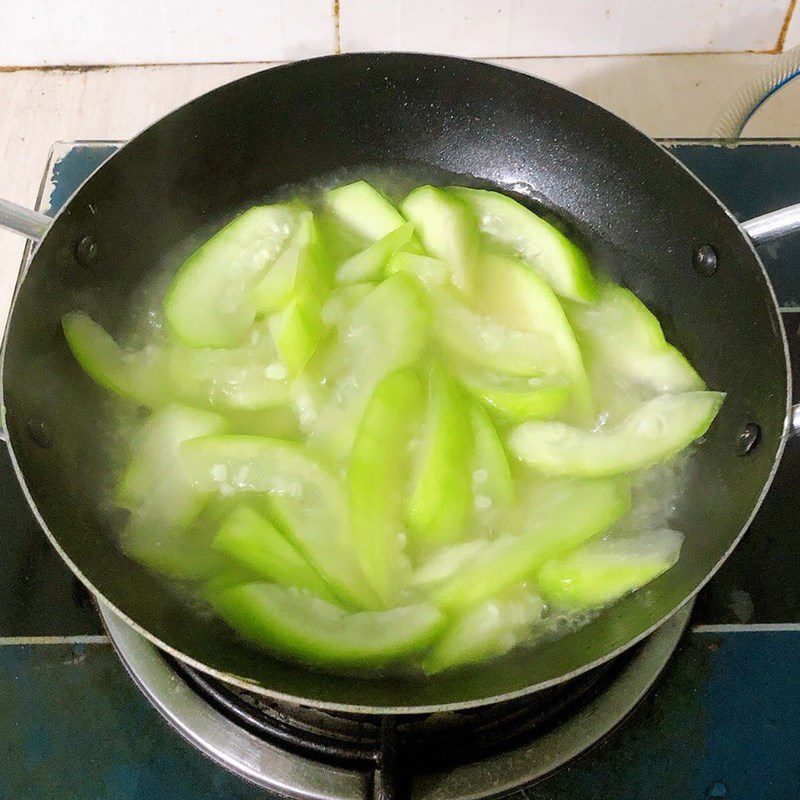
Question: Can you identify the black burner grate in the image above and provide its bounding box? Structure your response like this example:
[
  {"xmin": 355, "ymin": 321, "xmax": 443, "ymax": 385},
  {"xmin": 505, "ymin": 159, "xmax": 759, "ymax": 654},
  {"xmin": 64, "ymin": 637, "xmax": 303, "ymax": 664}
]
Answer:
[{"xmin": 172, "ymin": 648, "xmax": 637, "ymax": 774}]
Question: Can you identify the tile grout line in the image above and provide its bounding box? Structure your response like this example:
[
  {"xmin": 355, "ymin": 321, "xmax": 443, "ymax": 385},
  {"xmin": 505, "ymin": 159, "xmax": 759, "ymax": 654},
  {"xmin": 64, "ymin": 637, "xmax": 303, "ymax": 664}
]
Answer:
[
  {"xmin": 0, "ymin": 634, "xmax": 110, "ymax": 645},
  {"xmin": 0, "ymin": 48, "xmax": 784, "ymax": 71},
  {"xmin": 776, "ymin": 0, "xmax": 798, "ymax": 53},
  {"xmin": 692, "ymin": 623, "xmax": 800, "ymax": 633},
  {"xmin": 333, "ymin": 0, "xmax": 341, "ymax": 55}
]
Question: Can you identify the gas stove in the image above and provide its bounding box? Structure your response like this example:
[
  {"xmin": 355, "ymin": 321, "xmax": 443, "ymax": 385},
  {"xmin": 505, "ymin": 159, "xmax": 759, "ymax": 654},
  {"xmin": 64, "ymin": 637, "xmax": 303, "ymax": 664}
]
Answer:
[{"xmin": 2, "ymin": 140, "xmax": 800, "ymax": 800}]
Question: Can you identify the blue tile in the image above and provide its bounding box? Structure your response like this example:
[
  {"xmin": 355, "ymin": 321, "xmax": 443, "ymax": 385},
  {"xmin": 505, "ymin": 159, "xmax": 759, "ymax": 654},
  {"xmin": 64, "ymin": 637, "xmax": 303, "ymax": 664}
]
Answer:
[
  {"xmin": 0, "ymin": 644, "xmax": 269, "ymax": 800},
  {"xmin": 46, "ymin": 144, "xmax": 117, "ymax": 216},
  {"xmin": 528, "ymin": 631, "xmax": 800, "ymax": 799},
  {"xmin": 694, "ymin": 630, "xmax": 800, "ymax": 799}
]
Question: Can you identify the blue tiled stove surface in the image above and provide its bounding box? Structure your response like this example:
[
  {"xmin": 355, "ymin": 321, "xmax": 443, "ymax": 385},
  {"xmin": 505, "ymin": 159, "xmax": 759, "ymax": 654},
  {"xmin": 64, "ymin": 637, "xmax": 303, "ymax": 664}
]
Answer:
[{"xmin": 1, "ymin": 141, "xmax": 800, "ymax": 800}]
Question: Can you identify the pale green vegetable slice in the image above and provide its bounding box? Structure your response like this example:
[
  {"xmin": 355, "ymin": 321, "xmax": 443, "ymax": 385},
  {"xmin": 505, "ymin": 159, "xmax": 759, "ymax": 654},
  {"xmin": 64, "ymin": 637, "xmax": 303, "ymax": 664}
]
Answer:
[
  {"xmin": 457, "ymin": 367, "xmax": 570, "ymax": 422},
  {"xmin": 209, "ymin": 583, "xmax": 444, "ymax": 667},
  {"xmin": 212, "ymin": 506, "xmax": 334, "ymax": 599},
  {"xmin": 269, "ymin": 297, "xmax": 325, "ymax": 376},
  {"xmin": 224, "ymin": 406, "xmax": 301, "ymax": 440},
  {"xmin": 386, "ymin": 252, "xmax": 449, "ymax": 288},
  {"xmin": 62, "ymin": 312, "xmax": 169, "ymax": 408},
  {"xmin": 411, "ymin": 540, "xmax": 489, "ymax": 589},
  {"xmin": 117, "ymin": 404, "xmax": 228, "ymax": 579},
  {"xmin": 509, "ymin": 391, "xmax": 725, "ymax": 477},
  {"xmin": 537, "ymin": 529, "xmax": 684, "ymax": 609},
  {"xmin": 451, "ymin": 187, "xmax": 596, "ymax": 303},
  {"xmin": 477, "ymin": 254, "xmax": 592, "ymax": 424},
  {"xmin": 349, "ymin": 370, "xmax": 424, "ymax": 604},
  {"xmin": 180, "ymin": 435, "xmax": 379, "ymax": 609},
  {"xmin": 407, "ymin": 367, "xmax": 474, "ymax": 552},
  {"xmin": 424, "ymin": 590, "xmax": 543, "ymax": 673},
  {"xmin": 567, "ymin": 282, "xmax": 705, "ymax": 394},
  {"xmin": 336, "ymin": 222, "xmax": 415, "ymax": 284},
  {"xmin": 432, "ymin": 477, "xmax": 631, "ymax": 610},
  {"xmin": 321, "ymin": 283, "xmax": 375, "ymax": 327},
  {"xmin": 253, "ymin": 210, "xmax": 331, "ymax": 314},
  {"xmin": 431, "ymin": 289, "xmax": 564, "ymax": 377},
  {"xmin": 168, "ymin": 324, "xmax": 290, "ymax": 411},
  {"xmin": 401, "ymin": 186, "xmax": 480, "ymax": 294},
  {"xmin": 327, "ymin": 180, "xmax": 407, "ymax": 241},
  {"xmin": 164, "ymin": 204, "xmax": 297, "ymax": 348},
  {"xmin": 470, "ymin": 402, "xmax": 514, "ymax": 523},
  {"xmin": 301, "ymin": 273, "xmax": 429, "ymax": 460}
]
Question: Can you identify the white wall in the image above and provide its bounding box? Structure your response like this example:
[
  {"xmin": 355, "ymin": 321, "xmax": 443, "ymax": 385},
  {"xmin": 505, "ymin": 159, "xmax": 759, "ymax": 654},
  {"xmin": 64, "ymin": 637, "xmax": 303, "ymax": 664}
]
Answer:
[{"xmin": 0, "ymin": 0, "xmax": 797, "ymax": 67}]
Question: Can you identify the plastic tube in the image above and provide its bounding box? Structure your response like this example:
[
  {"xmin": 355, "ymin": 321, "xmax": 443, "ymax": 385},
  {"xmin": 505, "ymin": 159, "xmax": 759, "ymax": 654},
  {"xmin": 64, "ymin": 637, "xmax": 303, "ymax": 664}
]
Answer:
[{"xmin": 709, "ymin": 45, "xmax": 800, "ymax": 138}]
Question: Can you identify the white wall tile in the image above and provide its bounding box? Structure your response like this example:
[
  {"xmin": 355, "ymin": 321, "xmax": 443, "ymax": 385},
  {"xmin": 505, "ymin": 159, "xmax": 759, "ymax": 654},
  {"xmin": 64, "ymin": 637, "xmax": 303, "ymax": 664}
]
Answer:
[
  {"xmin": 340, "ymin": 0, "xmax": 789, "ymax": 57},
  {"xmin": 0, "ymin": 0, "xmax": 335, "ymax": 66}
]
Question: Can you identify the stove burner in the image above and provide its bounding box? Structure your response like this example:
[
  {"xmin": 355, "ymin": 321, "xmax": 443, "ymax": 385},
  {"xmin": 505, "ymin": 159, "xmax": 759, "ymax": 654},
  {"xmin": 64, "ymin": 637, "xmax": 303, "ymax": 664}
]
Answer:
[
  {"xmin": 175, "ymin": 654, "xmax": 622, "ymax": 770},
  {"xmin": 101, "ymin": 601, "xmax": 692, "ymax": 800},
  {"xmin": 174, "ymin": 654, "xmax": 631, "ymax": 800}
]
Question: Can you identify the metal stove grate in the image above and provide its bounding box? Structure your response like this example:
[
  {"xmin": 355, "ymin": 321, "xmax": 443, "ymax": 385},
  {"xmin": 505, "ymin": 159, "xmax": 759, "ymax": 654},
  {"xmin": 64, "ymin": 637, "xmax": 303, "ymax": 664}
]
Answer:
[{"xmin": 171, "ymin": 651, "xmax": 634, "ymax": 799}]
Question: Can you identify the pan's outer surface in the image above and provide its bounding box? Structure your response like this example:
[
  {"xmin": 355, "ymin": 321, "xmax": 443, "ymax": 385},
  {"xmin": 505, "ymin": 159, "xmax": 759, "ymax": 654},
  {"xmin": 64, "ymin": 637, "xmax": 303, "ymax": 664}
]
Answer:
[{"xmin": 1, "ymin": 54, "xmax": 789, "ymax": 712}]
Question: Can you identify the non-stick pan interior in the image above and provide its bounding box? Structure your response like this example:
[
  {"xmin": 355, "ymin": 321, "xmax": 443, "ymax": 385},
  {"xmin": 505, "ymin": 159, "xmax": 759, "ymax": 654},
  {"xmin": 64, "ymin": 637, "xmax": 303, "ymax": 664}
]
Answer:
[{"xmin": 2, "ymin": 54, "xmax": 789, "ymax": 711}]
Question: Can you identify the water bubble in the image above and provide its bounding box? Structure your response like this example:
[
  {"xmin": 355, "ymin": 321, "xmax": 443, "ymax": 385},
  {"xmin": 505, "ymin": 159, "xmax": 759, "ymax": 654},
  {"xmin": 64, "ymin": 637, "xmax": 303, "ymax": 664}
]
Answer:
[{"xmin": 472, "ymin": 468, "xmax": 488, "ymax": 485}]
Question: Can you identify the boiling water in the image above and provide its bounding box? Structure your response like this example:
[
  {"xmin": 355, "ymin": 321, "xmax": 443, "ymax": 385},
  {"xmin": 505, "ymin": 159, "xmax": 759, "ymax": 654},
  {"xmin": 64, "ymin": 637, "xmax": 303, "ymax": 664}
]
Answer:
[{"xmin": 98, "ymin": 168, "xmax": 694, "ymax": 674}]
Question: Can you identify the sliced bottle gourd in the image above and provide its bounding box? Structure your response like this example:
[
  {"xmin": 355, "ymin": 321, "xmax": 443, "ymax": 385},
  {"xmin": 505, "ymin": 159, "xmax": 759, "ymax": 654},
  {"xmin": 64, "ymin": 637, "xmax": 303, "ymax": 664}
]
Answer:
[
  {"xmin": 537, "ymin": 529, "xmax": 684, "ymax": 609},
  {"xmin": 117, "ymin": 404, "xmax": 228, "ymax": 579},
  {"xmin": 510, "ymin": 391, "xmax": 725, "ymax": 477},
  {"xmin": 457, "ymin": 366, "xmax": 570, "ymax": 422},
  {"xmin": 386, "ymin": 251, "xmax": 450, "ymax": 289},
  {"xmin": 431, "ymin": 288, "xmax": 564, "ymax": 377},
  {"xmin": 248, "ymin": 210, "xmax": 333, "ymax": 376},
  {"xmin": 401, "ymin": 186, "xmax": 480, "ymax": 294},
  {"xmin": 213, "ymin": 506, "xmax": 334, "ymax": 599},
  {"xmin": 269, "ymin": 298, "xmax": 326, "ymax": 376},
  {"xmin": 567, "ymin": 282, "xmax": 705, "ymax": 394},
  {"xmin": 180, "ymin": 435, "xmax": 380, "ymax": 610},
  {"xmin": 252, "ymin": 210, "xmax": 331, "ymax": 313},
  {"xmin": 424, "ymin": 590, "xmax": 544, "ymax": 673},
  {"xmin": 326, "ymin": 180, "xmax": 408, "ymax": 241},
  {"xmin": 336, "ymin": 222, "xmax": 415, "ymax": 284},
  {"xmin": 411, "ymin": 540, "xmax": 489, "ymax": 590},
  {"xmin": 208, "ymin": 583, "xmax": 444, "ymax": 668},
  {"xmin": 406, "ymin": 367, "xmax": 474, "ymax": 552},
  {"xmin": 450, "ymin": 187, "xmax": 596, "ymax": 304},
  {"xmin": 349, "ymin": 370, "xmax": 423, "ymax": 604},
  {"xmin": 469, "ymin": 402, "xmax": 514, "ymax": 527},
  {"xmin": 321, "ymin": 283, "xmax": 375, "ymax": 326},
  {"xmin": 168, "ymin": 323, "xmax": 291, "ymax": 411},
  {"xmin": 62, "ymin": 312, "xmax": 169, "ymax": 408},
  {"xmin": 476, "ymin": 254, "xmax": 592, "ymax": 424},
  {"xmin": 430, "ymin": 477, "xmax": 631, "ymax": 611},
  {"xmin": 301, "ymin": 273, "xmax": 429, "ymax": 460},
  {"xmin": 164, "ymin": 204, "xmax": 298, "ymax": 348}
]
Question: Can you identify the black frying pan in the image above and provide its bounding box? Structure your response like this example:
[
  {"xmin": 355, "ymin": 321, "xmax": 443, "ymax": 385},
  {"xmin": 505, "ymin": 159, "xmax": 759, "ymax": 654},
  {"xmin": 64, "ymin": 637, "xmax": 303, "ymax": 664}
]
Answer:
[{"xmin": 0, "ymin": 53, "xmax": 795, "ymax": 713}]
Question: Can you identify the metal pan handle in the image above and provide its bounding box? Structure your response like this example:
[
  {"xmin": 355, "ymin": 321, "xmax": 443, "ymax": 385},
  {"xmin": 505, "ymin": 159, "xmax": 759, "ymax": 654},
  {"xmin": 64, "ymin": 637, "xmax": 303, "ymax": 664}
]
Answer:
[
  {"xmin": 741, "ymin": 202, "xmax": 800, "ymax": 245},
  {"xmin": 0, "ymin": 197, "xmax": 50, "ymax": 242},
  {"xmin": 0, "ymin": 198, "xmax": 51, "ymax": 442}
]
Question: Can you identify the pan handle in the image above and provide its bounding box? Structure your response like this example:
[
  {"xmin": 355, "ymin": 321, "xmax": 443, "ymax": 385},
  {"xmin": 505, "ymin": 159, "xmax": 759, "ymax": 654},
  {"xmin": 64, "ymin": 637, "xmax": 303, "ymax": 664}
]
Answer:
[
  {"xmin": 741, "ymin": 202, "xmax": 800, "ymax": 245},
  {"xmin": 0, "ymin": 199, "xmax": 50, "ymax": 443},
  {"xmin": 740, "ymin": 206, "xmax": 800, "ymax": 438},
  {"xmin": 0, "ymin": 198, "xmax": 51, "ymax": 242}
]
